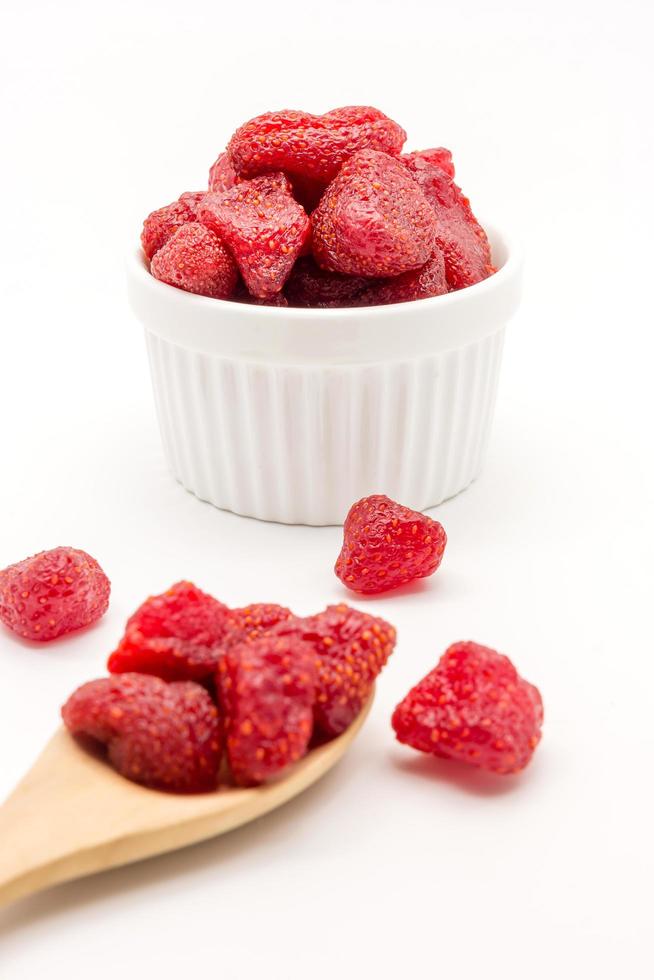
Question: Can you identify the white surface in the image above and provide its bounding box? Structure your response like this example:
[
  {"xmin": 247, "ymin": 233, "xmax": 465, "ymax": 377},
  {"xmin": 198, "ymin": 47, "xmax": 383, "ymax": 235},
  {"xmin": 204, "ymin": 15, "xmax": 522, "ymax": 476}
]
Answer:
[
  {"xmin": 129, "ymin": 230, "xmax": 519, "ymax": 522},
  {"xmin": 1, "ymin": 0, "xmax": 653, "ymax": 976}
]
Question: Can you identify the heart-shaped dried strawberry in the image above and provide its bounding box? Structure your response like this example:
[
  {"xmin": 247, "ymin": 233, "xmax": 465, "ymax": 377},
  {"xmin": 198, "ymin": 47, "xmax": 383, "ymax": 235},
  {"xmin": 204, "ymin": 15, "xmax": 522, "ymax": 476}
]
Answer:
[
  {"xmin": 312, "ymin": 150, "xmax": 439, "ymax": 278},
  {"xmin": 227, "ymin": 105, "xmax": 406, "ymax": 187}
]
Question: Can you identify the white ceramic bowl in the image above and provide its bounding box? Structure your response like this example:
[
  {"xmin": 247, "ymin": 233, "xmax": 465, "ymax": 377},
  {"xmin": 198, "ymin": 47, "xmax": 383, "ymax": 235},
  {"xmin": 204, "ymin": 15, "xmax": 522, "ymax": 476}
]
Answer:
[{"xmin": 127, "ymin": 226, "xmax": 521, "ymax": 525}]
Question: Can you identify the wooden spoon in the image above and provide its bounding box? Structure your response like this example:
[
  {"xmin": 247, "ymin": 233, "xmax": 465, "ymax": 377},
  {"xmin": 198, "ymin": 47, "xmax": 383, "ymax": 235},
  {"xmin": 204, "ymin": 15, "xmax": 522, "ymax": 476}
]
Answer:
[{"xmin": 0, "ymin": 694, "xmax": 372, "ymax": 909}]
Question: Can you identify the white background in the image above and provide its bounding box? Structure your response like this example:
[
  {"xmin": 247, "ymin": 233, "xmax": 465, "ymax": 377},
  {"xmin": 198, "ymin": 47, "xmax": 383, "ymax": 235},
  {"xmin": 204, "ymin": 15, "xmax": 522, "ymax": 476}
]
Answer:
[{"xmin": 1, "ymin": 0, "xmax": 653, "ymax": 976}]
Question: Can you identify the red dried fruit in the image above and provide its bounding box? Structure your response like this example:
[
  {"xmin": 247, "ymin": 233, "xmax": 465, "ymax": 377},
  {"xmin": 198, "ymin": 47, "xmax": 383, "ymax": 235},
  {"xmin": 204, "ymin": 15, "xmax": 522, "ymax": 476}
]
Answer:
[
  {"xmin": 231, "ymin": 279, "xmax": 290, "ymax": 306},
  {"xmin": 241, "ymin": 292, "xmax": 289, "ymax": 307},
  {"xmin": 228, "ymin": 106, "xmax": 406, "ymax": 185},
  {"xmin": 272, "ymin": 604, "xmax": 396, "ymax": 736},
  {"xmin": 401, "ymin": 147, "xmax": 455, "ymax": 180},
  {"xmin": 284, "ymin": 257, "xmax": 372, "ymax": 308},
  {"xmin": 392, "ymin": 642, "xmax": 543, "ymax": 774},
  {"xmin": 178, "ymin": 191, "xmax": 206, "ymax": 210},
  {"xmin": 62, "ymin": 673, "xmax": 221, "ymax": 792},
  {"xmin": 220, "ymin": 603, "xmax": 294, "ymax": 650},
  {"xmin": 0, "ymin": 547, "xmax": 110, "ymax": 642},
  {"xmin": 335, "ymin": 494, "xmax": 447, "ymax": 594},
  {"xmin": 260, "ymin": 294, "xmax": 289, "ymax": 306},
  {"xmin": 150, "ymin": 222, "xmax": 238, "ymax": 299},
  {"xmin": 217, "ymin": 634, "xmax": 316, "ymax": 786},
  {"xmin": 141, "ymin": 191, "xmax": 206, "ymax": 260},
  {"xmin": 108, "ymin": 581, "xmax": 230, "ymax": 682},
  {"xmin": 312, "ymin": 150, "xmax": 438, "ymax": 278},
  {"xmin": 198, "ymin": 175, "xmax": 310, "ymax": 299},
  {"xmin": 358, "ymin": 249, "xmax": 447, "ymax": 306},
  {"xmin": 402, "ymin": 159, "xmax": 494, "ymax": 289},
  {"xmin": 285, "ymin": 251, "xmax": 447, "ymax": 309},
  {"xmin": 208, "ymin": 152, "xmax": 241, "ymax": 193}
]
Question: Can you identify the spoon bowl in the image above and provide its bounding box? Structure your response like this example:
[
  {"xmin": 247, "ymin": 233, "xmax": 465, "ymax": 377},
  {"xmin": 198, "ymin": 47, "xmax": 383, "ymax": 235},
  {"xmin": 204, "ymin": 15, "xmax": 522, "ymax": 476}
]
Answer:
[{"xmin": 0, "ymin": 694, "xmax": 373, "ymax": 909}]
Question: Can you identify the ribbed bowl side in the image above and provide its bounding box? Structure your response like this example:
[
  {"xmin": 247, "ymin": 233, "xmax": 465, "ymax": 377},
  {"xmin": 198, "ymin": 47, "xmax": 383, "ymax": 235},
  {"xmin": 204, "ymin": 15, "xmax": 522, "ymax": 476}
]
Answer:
[{"xmin": 144, "ymin": 328, "xmax": 506, "ymax": 525}]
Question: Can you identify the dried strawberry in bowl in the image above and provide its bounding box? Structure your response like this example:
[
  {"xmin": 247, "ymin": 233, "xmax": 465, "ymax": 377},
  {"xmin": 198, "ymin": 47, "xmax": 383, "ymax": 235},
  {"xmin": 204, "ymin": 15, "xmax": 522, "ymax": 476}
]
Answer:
[{"xmin": 128, "ymin": 105, "xmax": 521, "ymax": 524}]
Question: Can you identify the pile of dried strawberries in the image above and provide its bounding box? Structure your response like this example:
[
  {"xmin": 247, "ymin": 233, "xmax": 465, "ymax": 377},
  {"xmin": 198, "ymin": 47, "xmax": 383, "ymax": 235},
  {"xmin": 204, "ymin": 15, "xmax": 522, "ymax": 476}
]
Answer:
[
  {"xmin": 1, "ymin": 493, "xmax": 543, "ymax": 794},
  {"xmin": 142, "ymin": 106, "xmax": 495, "ymax": 307},
  {"xmin": 63, "ymin": 584, "xmax": 397, "ymax": 792}
]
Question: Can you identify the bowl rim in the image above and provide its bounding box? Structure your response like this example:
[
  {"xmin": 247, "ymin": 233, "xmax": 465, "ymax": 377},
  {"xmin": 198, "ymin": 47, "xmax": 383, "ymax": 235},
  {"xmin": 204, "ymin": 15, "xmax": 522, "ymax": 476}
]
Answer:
[{"xmin": 128, "ymin": 221, "xmax": 520, "ymax": 321}]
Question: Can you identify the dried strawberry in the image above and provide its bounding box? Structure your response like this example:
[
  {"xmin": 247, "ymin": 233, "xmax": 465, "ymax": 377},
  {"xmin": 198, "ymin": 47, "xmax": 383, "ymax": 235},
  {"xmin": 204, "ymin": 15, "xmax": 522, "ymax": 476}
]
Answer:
[
  {"xmin": 335, "ymin": 494, "xmax": 446, "ymax": 594},
  {"xmin": 217, "ymin": 634, "xmax": 316, "ymax": 786},
  {"xmin": 208, "ymin": 152, "xmax": 241, "ymax": 193},
  {"xmin": 231, "ymin": 280, "xmax": 288, "ymax": 306},
  {"xmin": 392, "ymin": 642, "xmax": 543, "ymax": 774},
  {"xmin": 198, "ymin": 175, "xmax": 310, "ymax": 298},
  {"xmin": 241, "ymin": 292, "xmax": 289, "ymax": 307},
  {"xmin": 228, "ymin": 106, "xmax": 406, "ymax": 186},
  {"xmin": 401, "ymin": 147, "xmax": 455, "ymax": 179},
  {"xmin": 284, "ymin": 257, "xmax": 372, "ymax": 308},
  {"xmin": 402, "ymin": 158, "xmax": 494, "ymax": 289},
  {"xmin": 220, "ymin": 603, "xmax": 294, "ymax": 650},
  {"xmin": 286, "ymin": 251, "xmax": 447, "ymax": 308},
  {"xmin": 271, "ymin": 605, "xmax": 396, "ymax": 736},
  {"xmin": 108, "ymin": 581, "xmax": 230, "ymax": 682},
  {"xmin": 0, "ymin": 547, "xmax": 110, "ymax": 642},
  {"xmin": 179, "ymin": 191, "xmax": 206, "ymax": 210},
  {"xmin": 150, "ymin": 222, "xmax": 238, "ymax": 299},
  {"xmin": 312, "ymin": 150, "xmax": 438, "ymax": 278},
  {"xmin": 358, "ymin": 249, "xmax": 447, "ymax": 306},
  {"xmin": 141, "ymin": 191, "xmax": 206, "ymax": 260},
  {"xmin": 62, "ymin": 673, "xmax": 221, "ymax": 792}
]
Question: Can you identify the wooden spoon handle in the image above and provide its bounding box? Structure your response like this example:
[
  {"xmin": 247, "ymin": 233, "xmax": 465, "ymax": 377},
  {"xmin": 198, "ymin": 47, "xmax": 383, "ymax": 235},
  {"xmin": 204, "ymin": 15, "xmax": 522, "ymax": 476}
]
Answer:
[{"xmin": 0, "ymin": 729, "xmax": 125, "ymax": 908}]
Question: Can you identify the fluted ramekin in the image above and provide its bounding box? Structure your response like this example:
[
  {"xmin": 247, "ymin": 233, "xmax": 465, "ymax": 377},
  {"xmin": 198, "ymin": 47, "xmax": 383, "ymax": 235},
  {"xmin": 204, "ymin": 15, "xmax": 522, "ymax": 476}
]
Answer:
[{"xmin": 126, "ymin": 226, "xmax": 521, "ymax": 525}]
